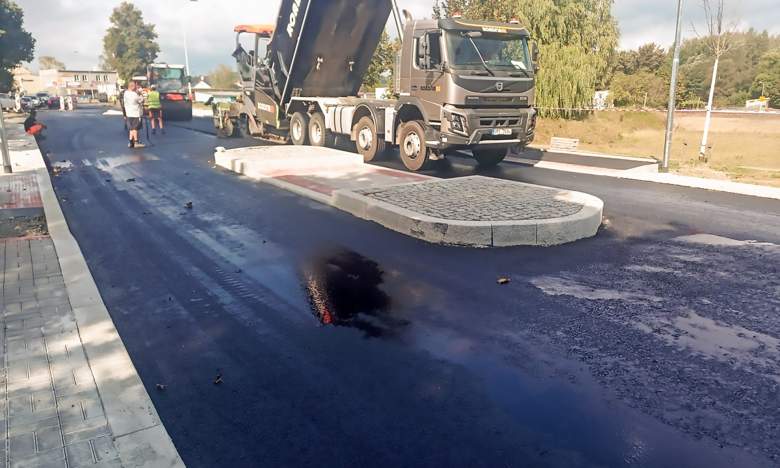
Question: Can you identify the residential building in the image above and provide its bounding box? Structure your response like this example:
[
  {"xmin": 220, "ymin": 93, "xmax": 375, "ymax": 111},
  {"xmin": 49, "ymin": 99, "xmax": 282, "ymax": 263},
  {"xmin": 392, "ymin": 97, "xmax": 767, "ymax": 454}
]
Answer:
[
  {"xmin": 39, "ymin": 69, "xmax": 119, "ymax": 99},
  {"xmin": 12, "ymin": 66, "xmax": 43, "ymax": 94}
]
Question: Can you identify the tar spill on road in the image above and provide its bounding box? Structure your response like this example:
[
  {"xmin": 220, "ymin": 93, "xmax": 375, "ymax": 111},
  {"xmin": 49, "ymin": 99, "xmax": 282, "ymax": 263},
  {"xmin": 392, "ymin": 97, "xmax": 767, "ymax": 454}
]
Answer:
[{"xmin": 302, "ymin": 249, "xmax": 409, "ymax": 338}]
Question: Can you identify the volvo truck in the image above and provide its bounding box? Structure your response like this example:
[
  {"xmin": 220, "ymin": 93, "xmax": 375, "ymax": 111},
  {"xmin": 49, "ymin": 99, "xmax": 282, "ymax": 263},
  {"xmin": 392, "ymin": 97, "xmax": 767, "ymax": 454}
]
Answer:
[{"xmin": 214, "ymin": 0, "xmax": 538, "ymax": 171}]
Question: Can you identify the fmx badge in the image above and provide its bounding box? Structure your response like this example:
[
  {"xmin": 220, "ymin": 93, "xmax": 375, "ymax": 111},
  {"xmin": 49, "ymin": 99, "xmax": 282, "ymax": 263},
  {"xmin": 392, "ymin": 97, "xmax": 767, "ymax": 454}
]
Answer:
[{"xmin": 287, "ymin": 0, "xmax": 301, "ymax": 37}]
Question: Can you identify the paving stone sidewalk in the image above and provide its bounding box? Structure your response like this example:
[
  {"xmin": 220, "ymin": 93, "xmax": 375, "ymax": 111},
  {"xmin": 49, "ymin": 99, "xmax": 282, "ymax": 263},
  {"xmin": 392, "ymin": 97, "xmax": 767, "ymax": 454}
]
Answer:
[{"xmin": 2, "ymin": 237, "xmax": 120, "ymax": 467}]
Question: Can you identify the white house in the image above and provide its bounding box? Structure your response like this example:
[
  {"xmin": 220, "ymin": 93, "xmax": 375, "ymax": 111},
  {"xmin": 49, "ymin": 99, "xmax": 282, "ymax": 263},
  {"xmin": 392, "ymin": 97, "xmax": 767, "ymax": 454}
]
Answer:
[{"xmin": 192, "ymin": 78, "xmax": 213, "ymax": 103}]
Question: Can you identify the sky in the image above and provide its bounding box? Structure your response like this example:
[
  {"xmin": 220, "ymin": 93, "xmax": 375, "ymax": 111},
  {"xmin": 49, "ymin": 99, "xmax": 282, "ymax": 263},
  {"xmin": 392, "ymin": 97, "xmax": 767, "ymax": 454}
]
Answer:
[{"xmin": 15, "ymin": 0, "xmax": 780, "ymax": 76}]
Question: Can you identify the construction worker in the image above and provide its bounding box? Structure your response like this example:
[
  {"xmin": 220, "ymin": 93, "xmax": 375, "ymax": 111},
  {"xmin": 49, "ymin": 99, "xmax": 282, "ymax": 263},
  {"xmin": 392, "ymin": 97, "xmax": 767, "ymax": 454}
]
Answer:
[{"xmin": 146, "ymin": 84, "xmax": 164, "ymax": 135}]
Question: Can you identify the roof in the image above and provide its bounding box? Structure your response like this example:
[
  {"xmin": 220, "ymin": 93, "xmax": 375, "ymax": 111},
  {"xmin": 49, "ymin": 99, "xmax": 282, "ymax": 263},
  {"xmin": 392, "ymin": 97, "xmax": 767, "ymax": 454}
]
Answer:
[{"xmin": 234, "ymin": 24, "xmax": 274, "ymax": 37}]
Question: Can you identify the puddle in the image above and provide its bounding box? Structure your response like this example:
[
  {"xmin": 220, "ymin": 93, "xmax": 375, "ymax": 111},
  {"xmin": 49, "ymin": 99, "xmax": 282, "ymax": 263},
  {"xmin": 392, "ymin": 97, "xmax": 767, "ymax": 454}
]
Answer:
[
  {"xmin": 674, "ymin": 234, "xmax": 778, "ymax": 249},
  {"xmin": 531, "ymin": 275, "xmax": 663, "ymax": 303},
  {"xmin": 624, "ymin": 265, "xmax": 675, "ymax": 274},
  {"xmin": 635, "ymin": 309, "xmax": 780, "ymax": 380},
  {"xmin": 97, "ymin": 154, "xmax": 160, "ymax": 170},
  {"xmin": 52, "ymin": 160, "xmax": 74, "ymax": 170},
  {"xmin": 302, "ymin": 249, "xmax": 408, "ymax": 337}
]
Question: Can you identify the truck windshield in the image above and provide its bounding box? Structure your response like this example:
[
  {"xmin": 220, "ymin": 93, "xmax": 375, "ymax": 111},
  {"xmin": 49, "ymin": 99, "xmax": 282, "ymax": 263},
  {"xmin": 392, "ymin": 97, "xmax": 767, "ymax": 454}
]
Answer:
[
  {"xmin": 445, "ymin": 32, "xmax": 532, "ymax": 74},
  {"xmin": 151, "ymin": 68, "xmax": 185, "ymax": 93}
]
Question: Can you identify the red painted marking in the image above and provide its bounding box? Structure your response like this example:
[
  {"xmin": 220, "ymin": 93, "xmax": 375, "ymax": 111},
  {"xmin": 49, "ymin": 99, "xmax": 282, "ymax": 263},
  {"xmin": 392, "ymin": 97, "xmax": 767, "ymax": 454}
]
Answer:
[
  {"xmin": 274, "ymin": 175, "xmax": 335, "ymax": 195},
  {"xmin": 371, "ymin": 168, "xmax": 432, "ymax": 181},
  {"xmin": 0, "ymin": 174, "xmax": 43, "ymax": 209}
]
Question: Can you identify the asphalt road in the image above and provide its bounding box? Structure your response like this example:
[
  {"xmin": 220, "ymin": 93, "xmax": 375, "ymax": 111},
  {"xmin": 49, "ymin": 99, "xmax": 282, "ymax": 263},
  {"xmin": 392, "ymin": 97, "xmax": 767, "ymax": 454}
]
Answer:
[{"xmin": 38, "ymin": 108, "xmax": 780, "ymax": 467}]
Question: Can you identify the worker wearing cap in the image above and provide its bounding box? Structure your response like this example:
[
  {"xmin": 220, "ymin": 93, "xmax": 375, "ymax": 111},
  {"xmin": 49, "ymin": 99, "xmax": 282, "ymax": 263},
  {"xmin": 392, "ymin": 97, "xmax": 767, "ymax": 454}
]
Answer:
[{"xmin": 146, "ymin": 84, "xmax": 164, "ymax": 135}]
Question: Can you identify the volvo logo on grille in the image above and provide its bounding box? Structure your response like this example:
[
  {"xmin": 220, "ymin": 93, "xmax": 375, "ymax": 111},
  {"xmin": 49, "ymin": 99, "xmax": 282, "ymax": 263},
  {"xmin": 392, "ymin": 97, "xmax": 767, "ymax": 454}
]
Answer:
[{"xmin": 496, "ymin": 82, "xmax": 504, "ymax": 92}]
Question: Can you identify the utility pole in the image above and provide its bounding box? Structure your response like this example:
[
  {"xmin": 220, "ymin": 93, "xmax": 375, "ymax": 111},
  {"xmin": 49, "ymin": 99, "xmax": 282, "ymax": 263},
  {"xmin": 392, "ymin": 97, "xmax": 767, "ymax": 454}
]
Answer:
[
  {"xmin": 0, "ymin": 106, "xmax": 12, "ymax": 174},
  {"xmin": 662, "ymin": 0, "xmax": 684, "ymax": 173}
]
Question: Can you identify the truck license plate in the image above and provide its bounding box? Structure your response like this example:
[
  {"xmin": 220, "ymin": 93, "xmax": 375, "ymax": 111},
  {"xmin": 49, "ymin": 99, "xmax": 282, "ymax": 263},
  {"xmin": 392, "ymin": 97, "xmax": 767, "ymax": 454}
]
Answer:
[{"xmin": 491, "ymin": 128, "xmax": 512, "ymax": 136}]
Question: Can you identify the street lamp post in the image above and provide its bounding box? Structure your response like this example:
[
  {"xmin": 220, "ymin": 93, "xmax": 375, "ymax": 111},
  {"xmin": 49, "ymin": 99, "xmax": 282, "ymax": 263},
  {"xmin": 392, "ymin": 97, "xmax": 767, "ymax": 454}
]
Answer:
[
  {"xmin": 183, "ymin": 0, "xmax": 197, "ymax": 99},
  {"xmin": 0, "ymin": 106, "xmax": 12, "ymax": 173},
  {"xmin": 662, "ymin": 0, "xmax": 684, "ymax": 173}
]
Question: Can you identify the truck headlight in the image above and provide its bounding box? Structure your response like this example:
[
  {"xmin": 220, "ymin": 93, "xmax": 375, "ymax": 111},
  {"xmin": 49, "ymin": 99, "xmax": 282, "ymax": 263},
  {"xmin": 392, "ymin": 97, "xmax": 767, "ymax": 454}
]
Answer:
[{"xmin": 450, "ymin": 113, "xmax": 466, "ymax": 133}]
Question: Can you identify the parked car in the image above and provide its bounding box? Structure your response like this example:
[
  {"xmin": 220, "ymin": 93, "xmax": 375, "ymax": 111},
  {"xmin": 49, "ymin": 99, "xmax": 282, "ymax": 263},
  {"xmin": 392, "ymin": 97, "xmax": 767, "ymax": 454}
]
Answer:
[
  {"xmin": 47, "ymin": 96, "xmax": 61, "ymax": 109},
  {"xmin": 97, "ymin": 93, "xmax": 108, "ymax": 103},
  {"xmin": 35, "ymin": 92, "xmax": 50, "ymax": 108},
  {"xmin": 20, "ymin": 96, "xmax": 34, "ymax": 111},
  {"xmin": 0, "ymin": 93, "xmax": 14, "ymax": 110}
]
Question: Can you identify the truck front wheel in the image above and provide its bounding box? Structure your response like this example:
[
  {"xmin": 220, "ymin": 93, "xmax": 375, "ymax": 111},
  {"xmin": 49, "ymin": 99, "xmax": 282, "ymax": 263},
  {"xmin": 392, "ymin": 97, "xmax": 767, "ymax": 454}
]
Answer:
[
  {"xmin": 398, "ymin": 121, "xmax": 430, "ymax": 172},
  {"xmin": 354, "ymin": 116, "xmax": 385, "ymax": 162},
  {"xmin": 290, "ymin": 112, "xmax": 309, "ymax": 146},
  {"xmin": 473, "ymin": 148, "xmax": 508, "ymax": 167}
]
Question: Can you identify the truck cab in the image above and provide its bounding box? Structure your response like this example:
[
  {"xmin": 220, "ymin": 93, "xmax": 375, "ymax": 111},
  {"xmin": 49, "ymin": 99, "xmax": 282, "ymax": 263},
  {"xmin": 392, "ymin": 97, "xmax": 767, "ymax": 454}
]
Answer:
[{"xmin": 396, "ymin": 17, "xmax": 537, "ymax": 166}]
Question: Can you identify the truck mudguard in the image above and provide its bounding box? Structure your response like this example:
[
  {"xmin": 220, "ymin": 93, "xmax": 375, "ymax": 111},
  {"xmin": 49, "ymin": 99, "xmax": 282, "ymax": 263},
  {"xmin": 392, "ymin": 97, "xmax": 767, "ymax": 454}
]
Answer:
[{"xmin": 271, "ymin": 0, "xmax": 392, "ymax": 106}]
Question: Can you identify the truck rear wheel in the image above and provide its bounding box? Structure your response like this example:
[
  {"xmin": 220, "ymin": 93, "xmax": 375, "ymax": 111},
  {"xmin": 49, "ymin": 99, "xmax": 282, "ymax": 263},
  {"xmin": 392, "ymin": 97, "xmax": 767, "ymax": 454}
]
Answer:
[
  {"xmin": 290, "ymin": 112, "xmax": 309, "ymax": 146},
  {"xmin": 354, "ymin": 116, "xmax": 385, "ymax": 162},
  {"xmin": 309, "ymin": 112, "xmax": 332, "ymax": 147},
  {"xmin": 398, "ymin": 121, "xmax": 430, "ymax": 172},
  {"xmin": 473, "ymin": 148, "xmax": 508, "ymax": 167},
  {"xmin": 238, "ymin": 115, "xmax": 252, "ymax": 138},
  {"xmin": 216, "ymin": 116, "xmax": 234, "ymax": 139}
]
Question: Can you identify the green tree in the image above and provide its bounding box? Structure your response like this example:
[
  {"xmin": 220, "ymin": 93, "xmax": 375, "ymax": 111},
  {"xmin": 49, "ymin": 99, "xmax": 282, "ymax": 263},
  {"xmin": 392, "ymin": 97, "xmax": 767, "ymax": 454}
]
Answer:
[
  {"xmin": 610, "ymin": 71, "xmax": 667, "ymax": 108},
  {"xmin": 206, "ymin": 64, "xmax": 239, "ymax": 89},
  {"xmin": 0, "ymin": 0, "xmax": 35, "ymax": 92},
  {"xmin": 751, "ymin": 48, "xmax": 780, "ymax": 107},
  {"xmin": 363, "ymin": 31, "xmax": 398, "ymax": 91},
  {"xmin": 434, "ymin": 0, "xmax": 619, "ymax": 118},
  {"xmin": 101, "ymin": 2, "xmax": 159, "ymax": 82},
  {"xmin": 38, "ymin": 55, "xmax": 65, "ymax": 70}
]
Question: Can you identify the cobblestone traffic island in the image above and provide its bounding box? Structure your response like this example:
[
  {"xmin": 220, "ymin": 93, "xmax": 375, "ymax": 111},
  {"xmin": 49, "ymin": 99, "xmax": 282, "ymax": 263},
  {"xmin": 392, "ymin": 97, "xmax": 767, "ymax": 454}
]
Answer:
[
  {"xmin": 216, "ymin": 147, "xmax": 604, "ymax": 247},
  {"xmin": 333, "ymin": 176, "xmax": 603, "ymax": 247}
]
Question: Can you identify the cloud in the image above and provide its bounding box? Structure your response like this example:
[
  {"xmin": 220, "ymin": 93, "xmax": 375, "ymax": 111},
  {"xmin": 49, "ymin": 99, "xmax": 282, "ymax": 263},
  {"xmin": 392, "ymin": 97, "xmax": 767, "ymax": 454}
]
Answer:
[
  {"xmin": 15, "ymin": 0, "xmax": 780, "ymax": 74},
  {"xmin": 616, "ymin": 0, "xmax": 780, "ymax": 50}
]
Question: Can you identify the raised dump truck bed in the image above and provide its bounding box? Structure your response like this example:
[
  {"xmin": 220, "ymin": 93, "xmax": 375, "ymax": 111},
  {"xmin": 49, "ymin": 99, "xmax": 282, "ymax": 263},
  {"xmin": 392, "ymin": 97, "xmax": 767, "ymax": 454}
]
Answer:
[{"xmin": 269, "ymin": 0, "xmax": 392, "ymax": 105}]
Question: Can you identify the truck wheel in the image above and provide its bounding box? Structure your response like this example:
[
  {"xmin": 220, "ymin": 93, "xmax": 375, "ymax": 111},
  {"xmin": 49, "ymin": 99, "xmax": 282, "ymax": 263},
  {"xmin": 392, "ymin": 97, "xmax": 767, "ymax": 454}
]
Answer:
[
  {"xmin": 473, "ymin": 148, "xmax": 507, "ymax": 167},
  {"xmin": 238, "ymin": 115, "xmax": 252, "ymax": 138},
  {"xmin": 308, "ymin": 112, "xmax": 332, "ymax": 147},
  {"xmin": 354, "ymin": 116, "xmax": 386, "ymax": 162},
  {"xmin": 290, "ymin": 112, "xmax": 309, "ymax": 146},
  {"xmin": 398, "ymin": 121, "xmax": 430, "ymax": 171},
  {"xmin": 215, "ymin": 115, "xmax": 233, "ymax": 139}
]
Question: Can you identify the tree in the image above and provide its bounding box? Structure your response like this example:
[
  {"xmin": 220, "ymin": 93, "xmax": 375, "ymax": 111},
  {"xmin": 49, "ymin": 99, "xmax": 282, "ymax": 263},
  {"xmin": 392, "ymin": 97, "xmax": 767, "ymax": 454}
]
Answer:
[
  {"xmin": 611, "ymin": 71, "xmax": 668, "ymax": 108},
  {"xmin": 696, "ymin": 0, "xmax": 736, "ymax": 161},
  {"xmin": 433, "ymin": 0, "xmax": 619, "ymax": 118},
  {"xmin": 0, "ymin": 0, "xmax": 35, "ymax": 92},
  {"xmin": 751, "ymin": 48, "xmax": 780, "ymax": 107},
  {"xmin": 39, "ymin": 55, "xmax": 65, "ymax": 70},
  {"xmin": 363, "ymin": 31, "xmax": 398, "ymax": 92},
  {"xmin": 101, "ymin": 2, "xmax": 159, "ymax": 82},
  {"xmin": 634, "ymin": 43, "xmax": 666, "ymax": 73},
  {"xmin": 206, "ymin": 64, "xmax": 239, "ymax": 89}
]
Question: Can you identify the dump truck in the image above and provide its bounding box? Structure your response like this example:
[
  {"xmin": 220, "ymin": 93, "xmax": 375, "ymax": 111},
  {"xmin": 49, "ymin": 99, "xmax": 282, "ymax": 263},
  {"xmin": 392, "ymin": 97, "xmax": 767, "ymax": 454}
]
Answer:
[
  {"xmin": 214, "ymin": 0, "xmax": 538, "ymax": 171},
  {"xmin": 146, "ymin": 63, "xmax": 193, "ymax": 121}
]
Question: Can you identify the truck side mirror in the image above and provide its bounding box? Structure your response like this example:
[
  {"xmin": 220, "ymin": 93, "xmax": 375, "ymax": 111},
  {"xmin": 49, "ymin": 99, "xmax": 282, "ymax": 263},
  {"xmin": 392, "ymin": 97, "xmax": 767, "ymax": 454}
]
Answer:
[{"xmin": 531, "ymin": 42, "xmax": 540, "ymax": 67}]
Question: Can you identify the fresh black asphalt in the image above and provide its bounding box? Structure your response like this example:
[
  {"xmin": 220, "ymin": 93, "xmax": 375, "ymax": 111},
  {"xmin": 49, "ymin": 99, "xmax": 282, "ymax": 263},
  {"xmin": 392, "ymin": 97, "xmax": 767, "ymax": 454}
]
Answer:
[{"xmin": 37, "ymin": 108, "xmax": 780, "ymax": 467}]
